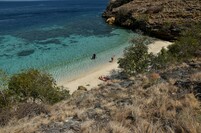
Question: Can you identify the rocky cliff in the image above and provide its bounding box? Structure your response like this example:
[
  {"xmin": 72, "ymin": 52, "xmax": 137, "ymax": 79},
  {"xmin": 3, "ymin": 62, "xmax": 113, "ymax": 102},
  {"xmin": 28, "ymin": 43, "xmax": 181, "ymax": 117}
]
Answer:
[{"xmin": 103, "ymin": 0, "xmax": 201, "ymax": 40}]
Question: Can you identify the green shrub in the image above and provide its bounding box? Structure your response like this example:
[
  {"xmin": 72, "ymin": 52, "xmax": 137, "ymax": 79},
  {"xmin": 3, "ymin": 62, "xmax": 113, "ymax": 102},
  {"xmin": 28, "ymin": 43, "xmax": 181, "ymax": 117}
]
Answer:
[
  {"xmin": 0, "ymin": 90, "xmax": 12, "ymax": 109},
  {"xmin": 118, "ymin": 43, "xmax": 153, "ymax": 75},
  {"xmin": 0, "ymin": 70, "xmax": 8, "ymax": 90},
  {"xmin": 150, "ymin": 24, "xmax": 201, "ymax": 70},
  {"xmin": 168, "ymin": 36, "xmax": 199, "ymax": 60},
  {"xmin": 118, "ymin": 24, "xmax": 201, "ymax": 76},
  {"xmin": 167, "ymin": 24, "xmax": 201, "ymax": 61},
  {"xmin": 151, "ymin": 48, "xmax": 174, "ymax": 70},
  {"xmin": 8, "ymin": 69, "xmax": 70, "ymax": 104}
]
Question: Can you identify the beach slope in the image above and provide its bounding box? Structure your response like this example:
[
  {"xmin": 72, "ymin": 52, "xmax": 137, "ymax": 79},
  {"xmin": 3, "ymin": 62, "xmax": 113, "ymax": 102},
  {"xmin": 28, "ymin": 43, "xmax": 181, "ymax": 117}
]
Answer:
[{"xmin": 60, "ymin": 40, "xmax": 172, "ymax": 94}]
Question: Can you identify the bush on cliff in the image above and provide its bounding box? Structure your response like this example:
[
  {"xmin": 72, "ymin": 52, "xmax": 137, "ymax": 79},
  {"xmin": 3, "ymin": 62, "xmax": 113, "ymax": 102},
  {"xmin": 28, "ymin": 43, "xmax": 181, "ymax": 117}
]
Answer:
[
  {"xmin": 151, "ymin": 24, "xmax": 201, "ymax": 69},
  {"xmin": 167, "ymin": 24, "xmax": 201, "ymax": 61},
  {"xmin": 0, "ymin": 90, "xmax": 12, "ymax": 109},
  {"xmin": 8, "ymin": 69, "xmax": 70, "ymax": 105},
  {"xmin": 0, "ymin": 69, "xmax": 68, "ymax": 126},
  {"xmin": 150, "ymin": 47, "xmax": 174, "ymax": 70},
  {"xmin": 0, "ymin": 70, "xmax": 8, "ymax": 90},
  {"xmin": 119, "ymin": 24, "xmax": 201, "ymax": 75}
]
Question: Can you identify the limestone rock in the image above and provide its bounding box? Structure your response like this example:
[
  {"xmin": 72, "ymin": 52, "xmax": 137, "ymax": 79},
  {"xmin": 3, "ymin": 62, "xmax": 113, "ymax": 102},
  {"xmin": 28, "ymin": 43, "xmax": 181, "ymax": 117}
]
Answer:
[{"xmin": 106, "ymin": 17, "xmax": 116, "ymax": 25}]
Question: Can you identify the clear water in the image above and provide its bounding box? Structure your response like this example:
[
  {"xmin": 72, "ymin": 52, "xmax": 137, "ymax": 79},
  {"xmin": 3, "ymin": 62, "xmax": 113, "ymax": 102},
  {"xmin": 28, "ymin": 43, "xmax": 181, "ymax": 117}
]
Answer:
[{"xmin": 0, "ymin": 0, "xmax": 138, "ymax": 82}]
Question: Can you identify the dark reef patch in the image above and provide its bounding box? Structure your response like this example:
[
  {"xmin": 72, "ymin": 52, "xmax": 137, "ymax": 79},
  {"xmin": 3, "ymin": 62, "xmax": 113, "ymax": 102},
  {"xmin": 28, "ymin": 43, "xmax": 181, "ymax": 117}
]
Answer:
[
  {"xmin": 0, "ymin": 54, "xmax": 12, "ymax": 58},
  {"xmin": 17, "ymin": 49, "xmax": 35, "ymax": 57},
  {"xmin": 5, "ymin": 48, "xmax": 15, "ymax": 52},
  {"xmin": 13, "ymin": 17, "xmax": 114, "ymax": 42},
  {"xmin": 38, "ymin": 39, "xmax": 61, "ymax": 45},
  {"xmin": 69, "ymin": 40, "xmax": 78, "ymax": 44},
  {"xmin": 42, "ymin": 48, "xmax": 51, "ymax": 51},
  {"xmin": 62, "ymin": 44, "xmax": 68, "ymax": 47},
  {"xmin": 15, "ymin": 29, "xmax": 71, "ymax": 42},
  {"xmin": 98, "ymin": 33, "xmax": 119, "ymax": 38}
]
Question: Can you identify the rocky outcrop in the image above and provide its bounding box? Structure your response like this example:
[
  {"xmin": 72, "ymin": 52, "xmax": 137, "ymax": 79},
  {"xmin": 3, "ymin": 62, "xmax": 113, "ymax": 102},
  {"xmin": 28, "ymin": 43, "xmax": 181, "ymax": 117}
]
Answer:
[
  {"xmin": 106, "ymin": 17, "xmax": 116, "ymax": 25},
  {"xmin": 103, "ymin": 0, "xmax": 201, "ymax": 40}
]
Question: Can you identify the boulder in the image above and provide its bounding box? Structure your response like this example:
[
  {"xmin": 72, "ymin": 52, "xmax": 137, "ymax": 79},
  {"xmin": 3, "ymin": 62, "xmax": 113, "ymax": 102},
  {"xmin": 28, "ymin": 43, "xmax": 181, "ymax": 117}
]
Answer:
[
  {"xmin": 72, "ymin": 86, "xmax": 87, "ymax": 97},
  {"xmin": 106, "ymin": 17, "xmax": 116, "ymax": 25},
  {"xmin": 77, "ymin": 86, "xmax": 87, "ymax": 91}
]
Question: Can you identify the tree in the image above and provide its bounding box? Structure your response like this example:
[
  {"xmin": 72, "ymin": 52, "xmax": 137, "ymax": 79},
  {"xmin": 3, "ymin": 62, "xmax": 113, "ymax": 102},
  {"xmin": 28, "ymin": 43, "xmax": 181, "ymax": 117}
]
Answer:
[
  {"xmin": 8, "ymin": 69, "xmax": 69, "ymax": 104},
  {"xmin": 118, "ymin": 43, "xmax": 153, "ymax": 75}
]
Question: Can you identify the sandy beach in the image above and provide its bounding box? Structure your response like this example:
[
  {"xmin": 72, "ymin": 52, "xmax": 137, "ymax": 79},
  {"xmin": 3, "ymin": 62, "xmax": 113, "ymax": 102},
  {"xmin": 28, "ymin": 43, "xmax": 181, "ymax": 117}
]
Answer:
[{"xmin": 60, "ymin": 40, "xmax": 172, "ymax": 94}]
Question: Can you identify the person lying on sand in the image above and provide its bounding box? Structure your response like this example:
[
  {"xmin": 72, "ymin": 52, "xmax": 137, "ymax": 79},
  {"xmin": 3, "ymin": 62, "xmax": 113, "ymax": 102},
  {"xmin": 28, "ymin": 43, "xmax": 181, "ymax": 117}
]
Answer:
[{"xmin": 99, "ymin": 76, "xmax": 110, "ymax": 82}]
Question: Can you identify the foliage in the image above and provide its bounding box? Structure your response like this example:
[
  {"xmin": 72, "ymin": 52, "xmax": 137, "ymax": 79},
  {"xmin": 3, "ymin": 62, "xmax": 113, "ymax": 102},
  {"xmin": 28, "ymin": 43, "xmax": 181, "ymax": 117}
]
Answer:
[
  {"xmin": 150, "ymin": 47, "xmax": 173, "ymax": 70},
  {"xmin": 167, "ymin": 24, "xmax": 201, "ymax": 61},
  {"xmin": 0, "ymin": 90, "xmax": 12, "ymax": 109},
  {"xmin": 8, "ymin": 69, "xmax": 70, "ymax": 104},
  {"xmin": 118, "ymin": 24, "xmax": 201, "ymax": 76},
  {"xmin": 0, "ymin": 70, "xmax": 8, "ymax": 90},
  {"xmin": 118, "ymin": 43, "xmax": 153, "ymax": 75}
]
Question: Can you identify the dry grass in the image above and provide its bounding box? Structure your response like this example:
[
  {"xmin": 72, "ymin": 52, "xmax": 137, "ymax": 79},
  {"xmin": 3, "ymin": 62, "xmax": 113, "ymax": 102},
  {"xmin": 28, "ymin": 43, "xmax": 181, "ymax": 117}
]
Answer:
[
  {"xmin": 0, "ymin": 116, "xmax": 47, "ymax": 133},
  {"xmin": 191, "ymin": 72, "xmax": 201, "ymax": 81},
  {"xmin": 0, "ymin": 64, "xmax": 201, "ymax": 133},
  {"xmin": 108, "ymin": 121, "xmax": 131, "ymax": 133},
  {"xmin": 81, "ymin": 120, "xmax": 95, "ymax": 133},
  {"xmin": 1, "ymin": 81, "xmax": 200, "ymax": 133}
]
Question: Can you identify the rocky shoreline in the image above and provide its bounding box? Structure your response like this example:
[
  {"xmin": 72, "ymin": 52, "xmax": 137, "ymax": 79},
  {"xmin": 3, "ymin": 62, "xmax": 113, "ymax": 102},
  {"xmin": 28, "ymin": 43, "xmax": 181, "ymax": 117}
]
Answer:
[{"xmin": 102, "ymin": 0, "xmax": 201, "ymax": 40}]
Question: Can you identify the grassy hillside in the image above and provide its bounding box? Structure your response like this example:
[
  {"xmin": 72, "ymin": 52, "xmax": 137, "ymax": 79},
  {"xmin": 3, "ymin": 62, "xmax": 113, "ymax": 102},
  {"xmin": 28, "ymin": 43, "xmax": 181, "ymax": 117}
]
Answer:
[{"xmin": 0, "ymin": 59, "xmax": 201, "ymax": 133}]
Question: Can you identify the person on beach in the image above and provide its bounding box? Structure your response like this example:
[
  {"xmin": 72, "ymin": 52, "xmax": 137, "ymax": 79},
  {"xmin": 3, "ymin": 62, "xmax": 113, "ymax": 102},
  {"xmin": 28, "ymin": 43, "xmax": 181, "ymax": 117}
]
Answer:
[
  {"xmin": 91, "ymin": 53, "xmax": 96, "ymax": 60},
  {"xmin": 109, "ymin": 55, "xmax": 115, "ymax": 63}
]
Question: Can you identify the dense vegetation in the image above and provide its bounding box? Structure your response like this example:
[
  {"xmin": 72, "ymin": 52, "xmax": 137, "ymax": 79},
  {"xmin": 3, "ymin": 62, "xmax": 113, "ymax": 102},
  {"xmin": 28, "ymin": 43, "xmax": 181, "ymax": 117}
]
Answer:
[
  {"xmin": 0, "ymin": 69, "xmax": 70, "ymax": 126},
  {"xmin": 8, "ymin": 69, "xmax": 69, "ymax": 104},
  {"xmin": 118, "ymin": 24, "xmax": 201, "ymax": 76},
  {"xmin": 118, "ymin": 42, "xmax": 153, "ymax": 75}
]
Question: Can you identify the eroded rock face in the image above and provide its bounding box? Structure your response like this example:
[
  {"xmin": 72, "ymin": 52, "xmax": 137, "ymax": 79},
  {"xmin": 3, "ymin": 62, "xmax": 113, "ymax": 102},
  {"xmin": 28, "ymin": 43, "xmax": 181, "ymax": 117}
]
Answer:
[
  {"xmin": 103, "ymin": 0, "xmax": 201, "ymax": 40},
  {"xmin": 106, "ymin": 17, "xmax": 116, "ymax": 25}
]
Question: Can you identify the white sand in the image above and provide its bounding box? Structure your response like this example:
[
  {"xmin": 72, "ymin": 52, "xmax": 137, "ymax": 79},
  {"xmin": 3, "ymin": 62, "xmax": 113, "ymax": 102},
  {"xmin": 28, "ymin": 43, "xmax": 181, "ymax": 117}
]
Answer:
[
  {"xmin": 60, "ymin": 40, "xmax": 172, "ymax": 94},
  {"xmin": 148, "ymin": 41, "xmax": 172, "ymax": 54}
]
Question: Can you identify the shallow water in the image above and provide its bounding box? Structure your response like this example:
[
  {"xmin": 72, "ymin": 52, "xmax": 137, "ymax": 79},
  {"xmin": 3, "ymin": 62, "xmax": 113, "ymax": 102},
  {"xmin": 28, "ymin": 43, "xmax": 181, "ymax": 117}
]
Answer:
[{"xmin": 0, "ymin": 0, "xmax": 139, "ymax": 82}]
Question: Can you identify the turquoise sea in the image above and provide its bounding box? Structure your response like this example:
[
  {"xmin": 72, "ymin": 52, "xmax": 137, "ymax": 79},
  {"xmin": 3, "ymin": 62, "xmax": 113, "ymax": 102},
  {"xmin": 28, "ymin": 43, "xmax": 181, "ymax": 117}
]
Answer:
[{"xmin": 0, "ymin": 0, "xmax": 138, "ymax": 82}]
